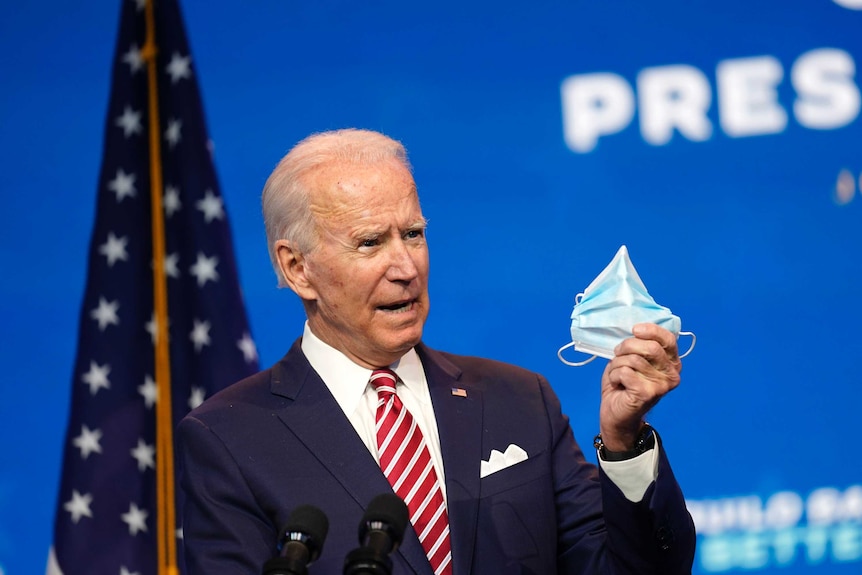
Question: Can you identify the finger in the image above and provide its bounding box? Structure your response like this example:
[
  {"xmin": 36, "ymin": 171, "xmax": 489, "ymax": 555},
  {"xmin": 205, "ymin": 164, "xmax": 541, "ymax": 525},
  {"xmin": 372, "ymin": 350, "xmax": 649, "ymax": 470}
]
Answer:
[
  {"xmin": 604, "ymin": 365, "xmax": 664, "ymax": 411},
  {"xmin": 614, "ymin": 336, "xmax": 668, "ymax": 366},
  {"xmin": 605, "ymin": 363, "xmax": 641, "ymax": 389},
  {"xmin": 608, "ymin": 353, "xmax": 654, "ymax": 378},
  {"xmin": 608, "ymin": 353, "xmax": 681, "ymax": 392},
  {"xmin": 632, "ymin": 323, "xmax": 679, "ymax": 358},
  {"xmin": 609, "ymin": 354, "xmax": 675, "ymax": 390}
]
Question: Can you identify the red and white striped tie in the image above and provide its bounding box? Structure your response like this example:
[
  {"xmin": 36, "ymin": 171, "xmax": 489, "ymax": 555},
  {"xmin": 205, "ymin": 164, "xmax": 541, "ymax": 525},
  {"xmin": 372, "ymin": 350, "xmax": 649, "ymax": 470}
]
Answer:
[{"xmin": 370, "ymin": 369, "xmax": 453, "ymax": 575}]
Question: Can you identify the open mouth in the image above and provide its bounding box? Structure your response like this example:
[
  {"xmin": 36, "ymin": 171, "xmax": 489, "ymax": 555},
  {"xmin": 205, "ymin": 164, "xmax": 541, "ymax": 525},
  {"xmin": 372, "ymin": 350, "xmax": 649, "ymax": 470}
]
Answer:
[{"xmin": 377, "ymin": 300, "xmax": 414, "ymax": 313}]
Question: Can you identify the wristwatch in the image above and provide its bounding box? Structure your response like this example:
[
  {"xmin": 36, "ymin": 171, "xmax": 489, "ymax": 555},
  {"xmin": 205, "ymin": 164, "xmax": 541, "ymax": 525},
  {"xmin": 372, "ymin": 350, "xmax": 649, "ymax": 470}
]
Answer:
[{"xmin": 593, "ymin": 423, "xmax": 656, "ymax": 462}]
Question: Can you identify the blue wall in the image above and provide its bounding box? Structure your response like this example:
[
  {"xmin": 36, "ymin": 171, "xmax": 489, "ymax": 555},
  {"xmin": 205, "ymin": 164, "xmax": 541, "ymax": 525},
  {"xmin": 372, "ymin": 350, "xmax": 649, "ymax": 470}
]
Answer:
[{"xmin": 1, "ymin": 1, "xmax": 860, "ymax": 573}]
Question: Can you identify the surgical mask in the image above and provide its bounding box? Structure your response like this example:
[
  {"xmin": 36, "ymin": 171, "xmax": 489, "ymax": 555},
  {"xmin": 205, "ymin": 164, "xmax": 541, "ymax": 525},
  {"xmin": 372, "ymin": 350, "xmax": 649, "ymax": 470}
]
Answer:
[{"xmin": 557, "ymin": 245, "xmax": 695, "ymax": 367}]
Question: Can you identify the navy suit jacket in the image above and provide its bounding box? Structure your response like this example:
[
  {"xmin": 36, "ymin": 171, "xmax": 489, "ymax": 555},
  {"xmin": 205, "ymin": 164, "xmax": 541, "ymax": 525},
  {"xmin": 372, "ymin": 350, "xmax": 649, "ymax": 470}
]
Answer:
[{"xmin": 177, "ymin": 339, "xmax": 695, "ymax": 574}]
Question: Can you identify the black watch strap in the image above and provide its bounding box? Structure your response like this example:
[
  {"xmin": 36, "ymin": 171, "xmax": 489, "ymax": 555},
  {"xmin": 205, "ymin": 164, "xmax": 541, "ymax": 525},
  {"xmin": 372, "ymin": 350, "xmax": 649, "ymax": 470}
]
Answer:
[{"xmin": 594, "ymin": 423, "xmax": 656, "ymax": 462}]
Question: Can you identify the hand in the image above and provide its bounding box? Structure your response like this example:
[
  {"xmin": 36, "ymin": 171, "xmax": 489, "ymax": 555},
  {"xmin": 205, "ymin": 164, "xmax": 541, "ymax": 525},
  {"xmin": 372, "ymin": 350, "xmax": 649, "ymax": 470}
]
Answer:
[{"xmin": 599, "ymin": 323, "xmax": 682, "ymax": 451}]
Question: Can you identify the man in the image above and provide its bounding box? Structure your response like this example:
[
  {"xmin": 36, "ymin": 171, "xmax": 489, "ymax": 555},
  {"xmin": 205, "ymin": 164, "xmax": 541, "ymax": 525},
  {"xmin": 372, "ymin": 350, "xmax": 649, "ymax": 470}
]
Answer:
[{"xmin": 177, "ymin": 129, "xmax": 696, "ymax": 574}]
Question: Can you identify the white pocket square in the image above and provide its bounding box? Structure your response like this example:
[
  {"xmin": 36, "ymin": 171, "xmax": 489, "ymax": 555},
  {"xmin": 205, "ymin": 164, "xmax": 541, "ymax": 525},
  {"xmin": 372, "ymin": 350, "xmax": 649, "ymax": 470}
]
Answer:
[{"xmin": 480, "ymin": 444, "xmax": 528, "ymax": 478}]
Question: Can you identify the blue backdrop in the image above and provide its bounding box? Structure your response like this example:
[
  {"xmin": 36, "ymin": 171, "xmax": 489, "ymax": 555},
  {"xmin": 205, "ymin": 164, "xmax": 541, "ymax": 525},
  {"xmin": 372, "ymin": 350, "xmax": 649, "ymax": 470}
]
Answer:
[{"xmin": 1, "ymin": 1, "xmax": 860, "ymax": 574}]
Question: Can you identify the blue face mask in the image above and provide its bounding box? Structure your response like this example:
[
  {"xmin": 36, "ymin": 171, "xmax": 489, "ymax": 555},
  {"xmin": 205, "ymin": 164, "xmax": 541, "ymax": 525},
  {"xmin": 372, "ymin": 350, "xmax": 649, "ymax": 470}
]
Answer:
[{"xmin": 557, "ymin": 245, "xmax": 695, "ymax": 367}]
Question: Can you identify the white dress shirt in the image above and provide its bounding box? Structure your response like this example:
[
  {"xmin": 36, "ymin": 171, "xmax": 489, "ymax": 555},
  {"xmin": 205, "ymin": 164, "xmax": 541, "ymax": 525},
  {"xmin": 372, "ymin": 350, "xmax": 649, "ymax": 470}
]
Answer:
[
  {"xmin": 301, "ymin": 323, "xmax": 448, "ymax": 501},
  {"xmin": 300, "ymin": 322, "xmax": 657, "ymax": 503}
]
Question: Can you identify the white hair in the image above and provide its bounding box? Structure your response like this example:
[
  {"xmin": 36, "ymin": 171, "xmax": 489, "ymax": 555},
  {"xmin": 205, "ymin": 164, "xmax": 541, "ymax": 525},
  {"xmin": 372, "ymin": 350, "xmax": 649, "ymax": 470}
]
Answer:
[{"xmin": 261, "ymin": 128, "xmax": 412, "ymax": 287}]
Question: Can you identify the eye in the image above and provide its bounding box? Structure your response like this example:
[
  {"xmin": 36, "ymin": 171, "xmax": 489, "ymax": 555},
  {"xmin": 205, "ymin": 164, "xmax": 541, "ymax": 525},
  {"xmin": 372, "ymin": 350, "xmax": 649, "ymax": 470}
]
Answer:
[
  {"xmin": 359, "ymin": 237, "xmax": 379, "ymax": 248},
  {"xmin": 404, "ymin": 228, "xmax": 425, "ymax": 240}
]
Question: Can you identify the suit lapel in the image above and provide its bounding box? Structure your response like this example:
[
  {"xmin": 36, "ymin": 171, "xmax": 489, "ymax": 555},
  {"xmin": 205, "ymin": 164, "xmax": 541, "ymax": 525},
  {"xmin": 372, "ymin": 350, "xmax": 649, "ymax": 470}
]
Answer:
[
  {"xmin": 418, "ymin": 344, "xmax": 483, "ymax": 575},
  {"xmin": 270, "ymin": 341, "xmax": 434, "ymax": 575}
]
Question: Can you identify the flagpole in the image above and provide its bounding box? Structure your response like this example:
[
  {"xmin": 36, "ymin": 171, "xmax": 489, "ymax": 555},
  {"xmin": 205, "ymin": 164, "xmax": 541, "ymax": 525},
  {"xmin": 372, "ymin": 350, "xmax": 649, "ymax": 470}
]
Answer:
[{"xmin": 142, "ymin": 1, "xmax": 179, "ymax": 574}]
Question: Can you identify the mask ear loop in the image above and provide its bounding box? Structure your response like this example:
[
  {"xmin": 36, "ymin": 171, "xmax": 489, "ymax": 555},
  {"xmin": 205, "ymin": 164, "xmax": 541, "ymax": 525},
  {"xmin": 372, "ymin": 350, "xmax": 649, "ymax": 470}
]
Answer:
[
  {"xmin": 678, "ymin": 331, "xmax": 696, "ymax": 359},
  {"xmin": 557, "ymin": 341, "xmax": 598, "ymax": 367},
  {"xmin": 558, "ymin": 293, "xmax": 598, "ymax": 366}
]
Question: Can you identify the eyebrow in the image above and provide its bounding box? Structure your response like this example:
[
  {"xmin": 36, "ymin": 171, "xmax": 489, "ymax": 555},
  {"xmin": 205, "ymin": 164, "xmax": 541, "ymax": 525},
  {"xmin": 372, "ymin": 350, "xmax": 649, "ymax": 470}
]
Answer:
[{"xmin": 349, "ymin": 217, "xmax": 427, "ymax": 240}]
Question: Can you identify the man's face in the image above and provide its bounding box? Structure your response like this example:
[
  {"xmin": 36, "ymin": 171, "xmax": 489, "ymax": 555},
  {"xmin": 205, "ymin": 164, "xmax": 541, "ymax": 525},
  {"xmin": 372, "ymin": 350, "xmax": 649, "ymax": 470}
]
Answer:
[{"xmin": 290, "ymin": 158, "xmax": 430, "ymax": 368}]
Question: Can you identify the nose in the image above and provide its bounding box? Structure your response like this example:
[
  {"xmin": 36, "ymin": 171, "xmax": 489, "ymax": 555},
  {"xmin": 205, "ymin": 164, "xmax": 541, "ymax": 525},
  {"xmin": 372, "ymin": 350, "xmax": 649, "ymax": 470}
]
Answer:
[{"xmin": 385, "ymin": 238, "xmax": 421, "ymax": 282}]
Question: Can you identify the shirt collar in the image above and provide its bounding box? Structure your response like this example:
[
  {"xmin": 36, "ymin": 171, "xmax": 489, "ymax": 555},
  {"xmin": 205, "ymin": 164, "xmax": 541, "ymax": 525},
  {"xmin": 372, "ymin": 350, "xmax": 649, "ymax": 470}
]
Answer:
[{"xmin": 300, "ymin": 322, "xmax": 428, "ymax": 416}]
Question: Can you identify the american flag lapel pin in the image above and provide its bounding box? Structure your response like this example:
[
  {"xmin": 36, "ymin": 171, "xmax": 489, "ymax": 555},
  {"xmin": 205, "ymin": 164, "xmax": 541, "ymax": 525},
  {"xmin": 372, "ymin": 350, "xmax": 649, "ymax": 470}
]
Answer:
[{"xmin": 451, "ymin": 387, "xmax": 467, "ymax": 398}]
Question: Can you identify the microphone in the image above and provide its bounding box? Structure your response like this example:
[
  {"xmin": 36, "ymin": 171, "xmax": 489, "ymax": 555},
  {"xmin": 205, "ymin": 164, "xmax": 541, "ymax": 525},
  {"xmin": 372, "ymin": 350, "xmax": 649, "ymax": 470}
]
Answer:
[
  {"xmin": 262, "ymin": 504, "xmax": 330, "ymax": 575},
  {"xmin": 343, "ymin": 493, "xmax": 410, "ymax": 575}
]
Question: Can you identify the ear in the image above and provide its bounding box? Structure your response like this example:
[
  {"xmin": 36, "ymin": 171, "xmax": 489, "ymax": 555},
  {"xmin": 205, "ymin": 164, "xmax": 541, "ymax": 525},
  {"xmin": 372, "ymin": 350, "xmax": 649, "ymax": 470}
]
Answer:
[{"xmin": 275, "ymin": 240, "xmax": 318, "ymax": 301}]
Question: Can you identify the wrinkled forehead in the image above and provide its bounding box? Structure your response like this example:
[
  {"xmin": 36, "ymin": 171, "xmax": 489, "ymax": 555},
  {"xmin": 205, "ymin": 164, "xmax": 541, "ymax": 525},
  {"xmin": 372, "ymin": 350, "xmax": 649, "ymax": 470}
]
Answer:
[{"xmin": 306, "ymin": 158, "xmax": 420, "ymax": 214}]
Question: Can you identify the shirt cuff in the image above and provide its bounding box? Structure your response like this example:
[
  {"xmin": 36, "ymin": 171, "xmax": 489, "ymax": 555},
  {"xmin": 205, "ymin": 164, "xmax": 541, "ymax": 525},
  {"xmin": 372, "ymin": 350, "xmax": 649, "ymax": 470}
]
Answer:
[{"xmin": 598, "ymin": 438, "xmax": 659, "ymax": 503}]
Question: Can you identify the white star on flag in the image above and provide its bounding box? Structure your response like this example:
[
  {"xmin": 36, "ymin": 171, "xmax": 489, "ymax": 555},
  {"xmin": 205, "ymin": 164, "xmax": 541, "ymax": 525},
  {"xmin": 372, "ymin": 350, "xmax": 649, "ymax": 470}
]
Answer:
[
  {"xmin": 190, "ymin": 319, "xmax": 212, "ymax": 352},
  {"xmin": 99, "ymin": 232, "xmax": 129, "ymax": 267},
  {"xmin": 130, "ymin": 438, "xmax": 155, "ymax": 472},
  {"xmin": 82, "ymin": 361, "xmax": 111, "ymax": 395},
  {"xmin": 237, "ymin": 332, "xmax": 258, "ymax": 363},
  {"xmin": 121, "ymin": 502, "xmax": 149, "ymax": 536},
  {"xmin": 64, "ymin": 490, "xmax": 93, "ymax": 524},
  {"xmin": 196, "ymin": 189, "xmax": 225, "ymax": 223},
  {"xmin": 108, "ymin": 168, "xmax": 137, "ymax": 202},
  {"xmin": 189, "ymin": 252, "xmax": 219, "ymax": 287},
  {"xmin": 145, "ymin": 311, "xmax": 172, "ymax": 344},
  {"xmin": 120, "ymin": 567, "xmax": 141, "ymax": 575},
  {"xmin": 164, "ymin": 118, "xmax": 182, "ymax": 148},
  {"xmin": 122, "ymin": 44, "xmax": 143, "ymax": 73},
  {"xmin": 91, "ymin": 297, "xmax": 121, "ymax": 331},
  {"xmin": 72, "ymin": 425, "xmax": 103, "ymax": 459},
  {"xmin": 164, "ymin": 252, "xmax": 180, "ymax": 279},
  {"xmin": 164, "ymin": 184, "xmax": 182, "ymax": 216},
  {"xmin": 138, "ymin": 375, "xmax": 158, "ymax": 409},
  {"xmin": 145, "ymin": 313, "xmax": 159, "ymax": 344},
  {"xmin": 115, "ymin": 106, "xmax": 142, "ymax": 137},
  {"xmin": 165, "ymin": 52, "xmax": 192, "ymax": 83},
  {"xmin": 188, "ymin": 386, "xmax": 206, "ymax": 410}
]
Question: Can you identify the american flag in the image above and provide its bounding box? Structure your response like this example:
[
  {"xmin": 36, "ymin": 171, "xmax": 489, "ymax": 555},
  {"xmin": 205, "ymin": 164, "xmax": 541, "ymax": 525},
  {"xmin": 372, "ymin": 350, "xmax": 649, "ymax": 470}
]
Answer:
[{"xmin": 49, "ymin": 1, "xmax": 259, "ymax": 574}]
